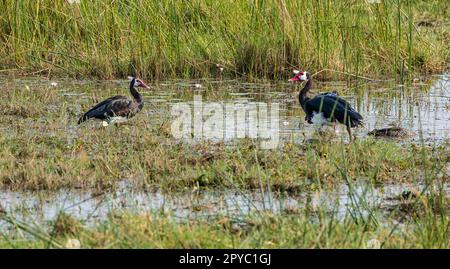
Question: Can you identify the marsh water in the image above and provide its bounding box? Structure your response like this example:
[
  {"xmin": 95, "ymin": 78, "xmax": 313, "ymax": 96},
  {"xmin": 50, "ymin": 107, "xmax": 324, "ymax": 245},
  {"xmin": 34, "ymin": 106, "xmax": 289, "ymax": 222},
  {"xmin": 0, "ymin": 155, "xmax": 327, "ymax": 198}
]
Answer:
[
  {"xmin": 0, "ymin": 74, "xmax": 449, "ymax": 228},
  {"xmin": 1, "ymin": 74, "xmax": 449, "ymax": 143},
  {"xmin": 1, "ymin": 180, "xmax": 449, "ymax": 229}
]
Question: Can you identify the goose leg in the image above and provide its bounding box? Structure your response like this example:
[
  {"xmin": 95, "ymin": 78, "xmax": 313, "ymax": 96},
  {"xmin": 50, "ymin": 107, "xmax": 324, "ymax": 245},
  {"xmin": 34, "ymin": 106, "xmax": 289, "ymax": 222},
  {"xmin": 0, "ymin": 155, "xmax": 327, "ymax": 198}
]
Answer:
[
  {"xmin": 346, "ymin": 125, "xmax": 353, "ymax": 142},
  {"xmin": 317, "ymin": 124, "xmax": 325, "ymax": 136}
]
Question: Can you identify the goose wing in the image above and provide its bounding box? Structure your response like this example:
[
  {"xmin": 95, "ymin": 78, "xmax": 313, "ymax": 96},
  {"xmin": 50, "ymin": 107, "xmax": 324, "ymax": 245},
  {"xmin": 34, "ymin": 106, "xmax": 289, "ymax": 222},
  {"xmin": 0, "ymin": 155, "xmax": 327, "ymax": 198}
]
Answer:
[
  {"xmin": 318, "ymin": 91, "xmax": 338, "ymax": 97},
  {"xmin": 78, "ymin": 95, "xmax": 132, "ymax": 123},
  {"xmin": 304, "ymin": 95, "xmax": 363, "ymax": 127}
]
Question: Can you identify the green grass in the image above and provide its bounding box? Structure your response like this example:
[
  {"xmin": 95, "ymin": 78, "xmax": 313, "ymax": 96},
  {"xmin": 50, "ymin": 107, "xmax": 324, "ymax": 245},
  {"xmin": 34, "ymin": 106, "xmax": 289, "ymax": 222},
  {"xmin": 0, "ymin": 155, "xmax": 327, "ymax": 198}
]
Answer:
[
  {"xmin": 1, "ymin": 207, "xmax": 448, "ymax": 248},
  {"xmin": 0, "ymin": 0, "xmax": 448, "ymax": 80}
]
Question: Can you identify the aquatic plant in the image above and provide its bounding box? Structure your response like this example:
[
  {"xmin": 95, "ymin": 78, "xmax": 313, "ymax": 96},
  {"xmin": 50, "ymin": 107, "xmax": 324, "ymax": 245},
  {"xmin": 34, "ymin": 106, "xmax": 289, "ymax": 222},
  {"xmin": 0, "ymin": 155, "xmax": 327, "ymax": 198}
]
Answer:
[{"xmin": 0, "ymin": 0, "xmax": 447, "ymax": 79}]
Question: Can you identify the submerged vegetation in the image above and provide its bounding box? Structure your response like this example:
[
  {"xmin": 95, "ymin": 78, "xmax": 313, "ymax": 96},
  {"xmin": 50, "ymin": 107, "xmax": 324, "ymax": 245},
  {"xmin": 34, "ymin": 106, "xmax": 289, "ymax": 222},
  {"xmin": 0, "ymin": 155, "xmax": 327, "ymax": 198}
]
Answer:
[{"xmin": 0, "ymin": 0, "xmax": 448, "ymax": 79}]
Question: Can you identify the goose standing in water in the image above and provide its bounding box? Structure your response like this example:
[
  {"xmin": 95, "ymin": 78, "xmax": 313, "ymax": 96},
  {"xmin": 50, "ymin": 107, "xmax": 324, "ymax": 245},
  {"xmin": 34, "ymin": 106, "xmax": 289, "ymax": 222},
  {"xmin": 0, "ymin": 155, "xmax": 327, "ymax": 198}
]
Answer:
[
  {"xmin": 289, "ymin": 70, "xmax": 363, "ymax": 141},
  {"xmin": 78, "ymin": 77, "xmax": 149, "ymax": 126}
]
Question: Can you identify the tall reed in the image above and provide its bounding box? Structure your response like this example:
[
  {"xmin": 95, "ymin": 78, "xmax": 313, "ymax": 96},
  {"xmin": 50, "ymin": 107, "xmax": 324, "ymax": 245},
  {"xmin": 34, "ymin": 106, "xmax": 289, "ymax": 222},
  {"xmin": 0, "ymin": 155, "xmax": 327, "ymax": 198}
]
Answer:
[{"xmin": 0, "ymin": 0, "xmax": 447, "ymax": 80}]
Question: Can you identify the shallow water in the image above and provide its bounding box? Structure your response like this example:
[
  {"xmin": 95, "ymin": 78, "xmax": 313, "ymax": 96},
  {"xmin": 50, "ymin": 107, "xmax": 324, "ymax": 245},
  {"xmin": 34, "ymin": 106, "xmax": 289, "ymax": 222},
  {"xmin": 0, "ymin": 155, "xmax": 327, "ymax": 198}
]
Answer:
[{"xmin": 1, "ymin": 180, "xmax": 448, "ymax": 230}]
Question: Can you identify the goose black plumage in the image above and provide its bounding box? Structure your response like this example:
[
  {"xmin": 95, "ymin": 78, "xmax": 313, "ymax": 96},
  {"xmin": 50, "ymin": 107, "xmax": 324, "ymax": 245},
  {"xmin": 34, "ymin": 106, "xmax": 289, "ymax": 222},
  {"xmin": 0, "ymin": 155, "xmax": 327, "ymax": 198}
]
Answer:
[
  {"xmin": 78, "ymin": 77, "xmax": 149, "ymax": 125},
  {"xmin": 289, "ymin": 70, "xmax": 363, "ymax": 140}
]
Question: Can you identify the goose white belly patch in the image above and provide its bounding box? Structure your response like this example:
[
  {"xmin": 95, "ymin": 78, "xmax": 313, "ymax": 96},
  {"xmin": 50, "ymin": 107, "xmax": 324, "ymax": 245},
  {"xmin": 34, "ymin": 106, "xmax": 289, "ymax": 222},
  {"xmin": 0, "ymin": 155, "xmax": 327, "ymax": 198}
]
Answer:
[
  {"xmin": 103, "ymin": 116, "xmax": 128, "ymax": 126},
  {"xmin": 311, "ymin": 112, "xmax": 333, "ymax": 126}
]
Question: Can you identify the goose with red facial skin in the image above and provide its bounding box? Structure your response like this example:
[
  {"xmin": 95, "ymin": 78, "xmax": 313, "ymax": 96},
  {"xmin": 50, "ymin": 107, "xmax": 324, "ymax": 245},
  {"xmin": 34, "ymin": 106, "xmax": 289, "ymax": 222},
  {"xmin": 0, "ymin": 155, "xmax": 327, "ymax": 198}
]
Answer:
[
  {"xmin": 78, "ymin": 77, "xmax": 150, "ymax": 126},
  {"xmin": 289, "ymin": 70, "xmax": 363, "ymax": 141}
]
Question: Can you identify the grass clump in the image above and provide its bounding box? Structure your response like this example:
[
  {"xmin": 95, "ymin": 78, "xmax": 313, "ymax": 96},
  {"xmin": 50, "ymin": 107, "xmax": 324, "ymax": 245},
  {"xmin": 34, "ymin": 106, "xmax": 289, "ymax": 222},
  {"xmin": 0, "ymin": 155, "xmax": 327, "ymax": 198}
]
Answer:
[{"xmin": 50, "ymin": 212, "xmax": 84, "ymax": 238}]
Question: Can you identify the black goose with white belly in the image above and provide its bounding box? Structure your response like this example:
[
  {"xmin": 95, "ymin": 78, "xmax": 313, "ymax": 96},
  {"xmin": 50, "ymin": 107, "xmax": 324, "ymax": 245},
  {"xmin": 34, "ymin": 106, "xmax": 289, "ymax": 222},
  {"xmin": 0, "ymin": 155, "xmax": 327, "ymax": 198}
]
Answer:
[
  {"xmin": 289, "ymin": 70, "xmax": 363, "ymax": 140},
  {"xmin": 78, "ymin": 77, "xmax": 149, "ymax": 126}
]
